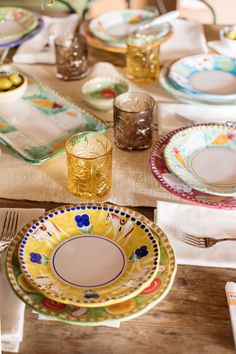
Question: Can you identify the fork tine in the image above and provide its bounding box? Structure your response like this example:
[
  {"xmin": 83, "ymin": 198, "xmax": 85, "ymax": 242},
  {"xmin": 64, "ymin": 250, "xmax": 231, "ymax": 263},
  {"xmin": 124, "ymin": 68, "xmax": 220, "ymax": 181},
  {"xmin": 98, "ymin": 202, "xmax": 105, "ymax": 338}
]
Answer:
[
  {"xmin": 175, "ymin": 232, "xmax": 205, "ymax": 248},
  {"xmin": 1, "ymin": 211, "xmax": 10, "ymax": 241},
  {"xmin": 6, "ymin": 211, "xmax": 18, "ymax": 241}
]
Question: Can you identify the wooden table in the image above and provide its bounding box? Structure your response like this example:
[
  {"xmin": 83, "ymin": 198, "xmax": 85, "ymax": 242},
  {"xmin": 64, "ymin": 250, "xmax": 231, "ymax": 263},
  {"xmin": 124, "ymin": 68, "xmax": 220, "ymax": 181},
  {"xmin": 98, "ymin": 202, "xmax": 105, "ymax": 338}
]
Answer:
[{"xmin": 3, "ymin": 24, "xmax": 236, "ymax": 354}]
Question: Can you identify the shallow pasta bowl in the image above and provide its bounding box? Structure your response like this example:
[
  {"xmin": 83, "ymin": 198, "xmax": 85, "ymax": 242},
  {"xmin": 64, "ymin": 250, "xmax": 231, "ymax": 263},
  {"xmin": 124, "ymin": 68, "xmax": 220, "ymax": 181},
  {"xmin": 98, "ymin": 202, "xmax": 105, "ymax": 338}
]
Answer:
[
  {"xmin": 164, "ymin": 124, "xmax": 236, "ymax": 196},
  {"xmin": 168, "ymin": 54, "xmax": 236, "ymax": 100},
  {"xmin": 18, "ymin": 204, "xmax": 160, "ymax": 308}
]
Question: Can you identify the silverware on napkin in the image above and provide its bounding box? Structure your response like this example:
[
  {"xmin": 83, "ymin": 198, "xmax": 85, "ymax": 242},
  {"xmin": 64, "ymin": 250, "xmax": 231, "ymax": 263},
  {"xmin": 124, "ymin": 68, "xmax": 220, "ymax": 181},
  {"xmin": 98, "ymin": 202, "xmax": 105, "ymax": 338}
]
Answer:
[
  {"xmin": 166, "ymin": 227, "xmax": 236, "ymax": 248},
  {"xmin": 0, "ymin": 211, "xmax": 19, "ymax": 254}
]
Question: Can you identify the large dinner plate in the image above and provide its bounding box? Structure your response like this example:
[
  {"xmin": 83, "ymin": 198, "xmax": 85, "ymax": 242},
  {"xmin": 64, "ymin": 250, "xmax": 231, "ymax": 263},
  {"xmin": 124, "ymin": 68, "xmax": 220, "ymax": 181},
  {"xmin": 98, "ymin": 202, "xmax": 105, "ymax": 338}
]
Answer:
[
  {"xmin": 89, "ymin": 9, "xmax": 166, "ymax": 49},
  {"xmin": 159, "ymin": 64, "xmax": 236, "ymax": 105},
  {"xmin": 6, "ymin": 205, "xmax": 176, "ymax": 326},
  {"xmin": 169, "ymin": 55, "xmax": 236, "ymax": 100},
  {"xmin": 18, "ymin": 204, "xmax": 160, "ymax": 308},
  {"xmin": 0, "ymin": 7, "xmax": 38, "ymax": 45},
  {"xmin": 164, "ymin": 124, "xmax": 236, "ymax": 196},
  {"xmin": 150, "ymin": 125, "xmax": 236, "ymax": 209}
]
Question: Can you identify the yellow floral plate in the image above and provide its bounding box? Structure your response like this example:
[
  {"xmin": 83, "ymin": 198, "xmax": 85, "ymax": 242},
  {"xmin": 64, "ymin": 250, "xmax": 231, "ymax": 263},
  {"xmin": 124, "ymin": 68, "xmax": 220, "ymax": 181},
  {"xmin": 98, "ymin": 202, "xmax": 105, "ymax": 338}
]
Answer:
[
  {"xmin": 18, "ymin": 204, "xmax": 160, "ymax": 308},
  {"xmin": 6, "ymin": 207, "xmax": 176, "ymax": 325}
]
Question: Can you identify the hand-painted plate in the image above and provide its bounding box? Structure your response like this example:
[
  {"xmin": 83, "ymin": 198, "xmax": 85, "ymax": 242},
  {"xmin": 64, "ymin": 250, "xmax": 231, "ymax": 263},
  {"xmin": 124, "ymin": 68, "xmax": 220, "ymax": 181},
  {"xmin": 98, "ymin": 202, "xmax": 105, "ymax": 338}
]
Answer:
[
  {"xmin": 150, "ymin": 125, "xmax": 236, "ymax": 209},
  {"xmin": 0, "ymin": 7, "xmax": 38, "ymax": 45},
  {"xmin": 169, "ymin": 55, "xmax": 236, "ymax": 99},
  {"xmin": 89, "ymin": 10, "xmax": 153, "ymax": 46},
  {"xmin": 0, "ymin": 65, "xmax": 106, "ymax": 164},
  {"xmin": 159, "ymin": 64, "xmax": 236, "ymax": 105},
  {"xmin": 18, "ymin": 204, "xmax": 160, "ymax": 308},
  {"xmin": 0, "ymin": 16, "xmax": 44, "ymax": 49},
  {"xmin": 164, "ymin": 125, "xmax": 236, "ymax": 196},
  {"xmin": 81, "ymin": 77, "xmax": 129, "ymax": 110},
  {"xmin": 6, "ymin": 204, "xmax": 176, "ymax": 326}
]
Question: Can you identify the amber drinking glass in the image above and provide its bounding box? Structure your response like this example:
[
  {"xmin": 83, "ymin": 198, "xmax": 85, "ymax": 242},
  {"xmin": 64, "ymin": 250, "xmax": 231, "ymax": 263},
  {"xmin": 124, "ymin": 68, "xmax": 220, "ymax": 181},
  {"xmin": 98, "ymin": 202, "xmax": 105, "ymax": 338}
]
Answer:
[
  {"xmin": 126, "ymin": 28, "xmax": 161, "ymax": 83},
  {"xmin": 113, "ymin": 92, "xmax": 155, "ymax": 151},
  {"xmin": 66, "ymin": 132, "xmax": 112, "ymax": 198},
  {"xmin": 55, "ymin": 33, "xmax": 88, "ymax": 81}
]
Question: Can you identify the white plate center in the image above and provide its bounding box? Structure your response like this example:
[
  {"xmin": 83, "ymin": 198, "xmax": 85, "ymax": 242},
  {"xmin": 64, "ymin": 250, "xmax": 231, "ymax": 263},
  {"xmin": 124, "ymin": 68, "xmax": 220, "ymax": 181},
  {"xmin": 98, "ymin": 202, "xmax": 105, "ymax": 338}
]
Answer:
[
  {"xmin": 51, "ymin": 235, "xmax": 126, "ymax": 288},
  {"xmin": 190, "ymin": 147, "xmax": 236, "ymax": 186},
  {"xmin": 190, "ymin": 70, "xmax": 236, "ymax": 95}
]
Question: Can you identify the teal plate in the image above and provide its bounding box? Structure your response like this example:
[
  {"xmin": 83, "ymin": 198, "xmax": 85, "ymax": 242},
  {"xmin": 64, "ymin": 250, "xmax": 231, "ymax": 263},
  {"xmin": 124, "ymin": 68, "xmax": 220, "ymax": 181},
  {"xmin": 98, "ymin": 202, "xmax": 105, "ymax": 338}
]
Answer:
[
  {"xmin": 169, "ymin": 54, "xmax": 236, "ymax": 100},
  {"xmin": 0, "ymin": 65, "xmax": 107, "ymax": 164}
]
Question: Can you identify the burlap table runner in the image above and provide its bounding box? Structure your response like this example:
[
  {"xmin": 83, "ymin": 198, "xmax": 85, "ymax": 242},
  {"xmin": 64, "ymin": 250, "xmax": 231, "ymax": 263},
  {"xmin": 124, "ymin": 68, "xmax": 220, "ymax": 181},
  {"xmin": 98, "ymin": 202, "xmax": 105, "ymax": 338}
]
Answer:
[{"xmin": 0, "ymin": 62, "xmax": 183, "ymax": 206}]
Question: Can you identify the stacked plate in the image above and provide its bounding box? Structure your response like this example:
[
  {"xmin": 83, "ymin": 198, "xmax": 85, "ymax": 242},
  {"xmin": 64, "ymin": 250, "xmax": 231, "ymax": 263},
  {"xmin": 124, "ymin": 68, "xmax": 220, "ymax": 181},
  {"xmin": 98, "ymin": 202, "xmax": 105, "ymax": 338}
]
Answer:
[
  {"xmin": 160, "ymin": 54, "xmax": 236, "ymax": 105},
  {"xmin": 86, "ymin": 9, "xmax": 171, "ymax": 53},
  {"xmin": 0, "ymin": 7, "xmax": 43, "ymax": 49},
  {"xmin": 6, "ymin": 203, "xmax": 176, "ymax": 325},
  {"xmin": 150, "ymin": 123, "xmax": 236, "ymax": 210}
]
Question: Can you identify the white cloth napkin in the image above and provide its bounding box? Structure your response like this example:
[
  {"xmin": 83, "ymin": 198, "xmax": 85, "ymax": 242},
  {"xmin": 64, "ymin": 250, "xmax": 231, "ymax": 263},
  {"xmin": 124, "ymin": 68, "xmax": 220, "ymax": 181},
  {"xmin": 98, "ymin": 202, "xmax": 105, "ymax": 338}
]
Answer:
[
  {"xmin": 225, "ymin": 282, "xmax": 236, "ymax": 349},
  {"xmin": 13, "ymin": 14, "xmax": 80, "ymax": 64},
  {"xmin": 158, "ymin": 102, "xmax": 236, "ymax": 136},
  {"xmin": 208, "ymin": 40, "xmax": 236, "ymax": 58},
  {"xmin": 0, "ymin": 208, "xmax": 45, "ymax": 353},
  {"xmin": 156, "ymin": 201, "xmax": 236, "ymax": 268},
  {"xmin": 160, "ymin": 18, "xmax": 208, "ymax": 62}
]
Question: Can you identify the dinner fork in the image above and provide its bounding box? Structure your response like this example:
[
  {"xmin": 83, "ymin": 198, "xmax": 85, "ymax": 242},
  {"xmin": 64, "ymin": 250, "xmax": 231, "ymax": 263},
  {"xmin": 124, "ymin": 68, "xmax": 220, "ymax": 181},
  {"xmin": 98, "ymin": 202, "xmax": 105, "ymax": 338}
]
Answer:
[
  {"xmin": 166, "ymin": 227, "xmax": 236, "ymax": 248},
  {"xmin": 0, "ymin": 211, "xmax": 19, "ymax": 253}
]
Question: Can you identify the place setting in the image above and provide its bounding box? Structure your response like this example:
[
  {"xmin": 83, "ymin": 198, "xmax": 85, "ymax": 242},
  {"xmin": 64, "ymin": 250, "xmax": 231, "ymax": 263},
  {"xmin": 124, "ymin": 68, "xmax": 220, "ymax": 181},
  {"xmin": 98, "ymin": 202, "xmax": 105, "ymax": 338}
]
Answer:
[{"xmin": 4, "ymin": 203, "xmax": 176, "ymax": 326}]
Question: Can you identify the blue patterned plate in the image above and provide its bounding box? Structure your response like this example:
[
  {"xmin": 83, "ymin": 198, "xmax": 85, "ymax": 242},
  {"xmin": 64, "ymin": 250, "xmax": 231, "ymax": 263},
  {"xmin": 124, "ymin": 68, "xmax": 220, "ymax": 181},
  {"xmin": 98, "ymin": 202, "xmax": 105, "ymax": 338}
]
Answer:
[
  {"xmin": 169, "ymin": 55, "xmax": 236, "ymax": 100},
  {"xmin": 164, "ymin": 124, "xmax": 236, "ymax": 196}
]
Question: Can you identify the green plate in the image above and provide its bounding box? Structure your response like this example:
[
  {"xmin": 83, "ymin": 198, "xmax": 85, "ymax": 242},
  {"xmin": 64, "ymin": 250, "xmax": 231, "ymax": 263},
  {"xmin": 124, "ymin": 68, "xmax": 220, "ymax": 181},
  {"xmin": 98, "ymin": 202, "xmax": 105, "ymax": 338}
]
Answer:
[
  {"xmin": 0, "ymin": 65, "xmax": 107, "ymax": 164},
  {"xmin": 6, "ymin": 203, "xmax": 176, "ymax": 326}
]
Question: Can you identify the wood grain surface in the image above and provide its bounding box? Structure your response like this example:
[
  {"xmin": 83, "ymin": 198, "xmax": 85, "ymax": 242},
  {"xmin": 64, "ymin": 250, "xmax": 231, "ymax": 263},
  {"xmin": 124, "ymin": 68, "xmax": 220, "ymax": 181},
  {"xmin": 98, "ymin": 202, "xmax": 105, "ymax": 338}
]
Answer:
[{"xmin": 2, "ymin": 24, "xmax": 236, "ymax": 354}]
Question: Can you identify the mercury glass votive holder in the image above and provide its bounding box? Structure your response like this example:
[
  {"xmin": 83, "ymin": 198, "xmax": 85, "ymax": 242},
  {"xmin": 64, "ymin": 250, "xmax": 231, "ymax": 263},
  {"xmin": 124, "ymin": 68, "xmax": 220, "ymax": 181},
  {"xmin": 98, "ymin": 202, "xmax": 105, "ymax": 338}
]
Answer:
[
  {"xmin": 66, "ymin": 132, "xmax": 112, "ymax": 198},
  {"xmin": 55, "ymin": 33, "xmax": 88, "ymax": 81},
  {"xmin": 113, "ymin": 91, "xmax": 155, "ymax": 151}
]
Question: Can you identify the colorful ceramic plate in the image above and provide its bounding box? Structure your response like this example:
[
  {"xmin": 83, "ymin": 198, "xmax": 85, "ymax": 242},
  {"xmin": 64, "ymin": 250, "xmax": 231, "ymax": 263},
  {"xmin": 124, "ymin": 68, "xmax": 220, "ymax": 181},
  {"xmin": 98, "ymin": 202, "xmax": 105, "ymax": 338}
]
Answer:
[
  {"xmin": 164, "ymin": 125, "xmax": 236, "ymax": 196},
  {"xmin": 0, "ymin": 65, "xmax": 106, "ymax": 164},
  {"xmin": 0, "ymin": 7, "xmax": 38, "ymax": 45},
  {"xmin": 159, "ymin": 64, "xmax": 236, "ymax": 105},
  {"xmin": 169, "ymin": 55, "xmax": 236, "ymax": 99},
  {"xmin": 150, "ymin": 125, "xmax": 236, "ymax": 209},
  {"xmin": 6, "ymin": 204, "xmax": 176, "ymax": 325},
  {"xmin": 81, "ymin": 77, "xmax": 129, "ymax": 110},
  {"xmin": 18, "ymin": 204, "xmax": 160, "ymax": 308},
  {"xmin": 0, "ymin": 16, "xmax": 44, "ymax": 49},
  {"xmin": 89, "ymin": 9, "xmax": 154, "ymax": 48}
]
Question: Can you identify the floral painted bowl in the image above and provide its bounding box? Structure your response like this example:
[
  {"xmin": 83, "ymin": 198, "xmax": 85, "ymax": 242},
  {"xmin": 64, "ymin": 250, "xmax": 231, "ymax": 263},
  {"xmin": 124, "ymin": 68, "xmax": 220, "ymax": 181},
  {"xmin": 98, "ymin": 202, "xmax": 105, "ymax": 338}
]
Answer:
[
  {"xmin": 18, "ymin": 204, "xmax": 160, "ymax": 308},
  {"xmin": 81, "ymin": 77, "xmax": 129, "ymax": 110},
  {"xmin": 168, "ymin": 54, "xmax": 236, "ymax": 100},
  {"xmin": 164, "ymin": 124, "xmax": 236, "ymax": 196}
]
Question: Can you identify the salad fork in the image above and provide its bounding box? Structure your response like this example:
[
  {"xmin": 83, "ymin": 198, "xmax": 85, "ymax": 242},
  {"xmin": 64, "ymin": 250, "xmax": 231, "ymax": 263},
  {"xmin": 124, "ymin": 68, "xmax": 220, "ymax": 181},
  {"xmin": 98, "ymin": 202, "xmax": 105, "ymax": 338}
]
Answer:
[
  {"xmin": 166, "ymin": 227, "xmax": 236, "ymax": 248},
  {"xmin": 0, "ymin": 211, "xmax": 19, "ymax": 253}
]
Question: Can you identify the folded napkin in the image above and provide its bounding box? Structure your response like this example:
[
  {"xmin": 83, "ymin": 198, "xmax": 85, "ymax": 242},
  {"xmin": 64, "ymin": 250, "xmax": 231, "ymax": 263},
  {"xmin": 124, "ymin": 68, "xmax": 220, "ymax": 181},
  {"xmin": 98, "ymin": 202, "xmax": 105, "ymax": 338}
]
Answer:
[
  {"xmin": 160, "ymin": 18, "xmax": 208, "ymax": 62},
  {"xmin": 13, "ymin": 14, "xmax": 79, "ymax": 64},
  {"xmin": 225, "ymin": 282, "xmax": 236, "ymax": 349},
  {"xmin": 158, "ymin": 102, "xmax": 236, "ymax": 136},
  {"xmin": 208, "ymin": 40, "xmax": 236, "ymax": 58},
  {"xmin": 0, "ymin": 208, "xmax": 45, "ymax": 353},
  {"xmin": 156, "ymin": 201, "xmax": 236, "ymax": 268}
]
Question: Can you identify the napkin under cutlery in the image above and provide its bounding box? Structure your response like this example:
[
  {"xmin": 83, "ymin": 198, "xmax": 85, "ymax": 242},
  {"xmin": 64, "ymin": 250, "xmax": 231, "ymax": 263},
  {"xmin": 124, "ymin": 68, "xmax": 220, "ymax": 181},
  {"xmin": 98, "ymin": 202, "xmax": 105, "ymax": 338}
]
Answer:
[
  {"xmin": 155, "ymin": 201, "xmax": 236, "ymax": 268},
  {"xmin": 12, "ymin": 14, "xmax": 80, "ymax": 64},
  {"xmin": 0, "ymin": 208, "xmax": 45, "ymax": 353}
]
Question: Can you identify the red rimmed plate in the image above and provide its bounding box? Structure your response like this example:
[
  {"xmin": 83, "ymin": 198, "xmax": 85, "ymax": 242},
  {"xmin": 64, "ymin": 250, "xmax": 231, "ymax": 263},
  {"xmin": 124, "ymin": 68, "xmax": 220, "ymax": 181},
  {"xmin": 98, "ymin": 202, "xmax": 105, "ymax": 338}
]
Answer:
[{"xmin": 150, "ymin": 125, "xmax": 236, "ymax": 210}]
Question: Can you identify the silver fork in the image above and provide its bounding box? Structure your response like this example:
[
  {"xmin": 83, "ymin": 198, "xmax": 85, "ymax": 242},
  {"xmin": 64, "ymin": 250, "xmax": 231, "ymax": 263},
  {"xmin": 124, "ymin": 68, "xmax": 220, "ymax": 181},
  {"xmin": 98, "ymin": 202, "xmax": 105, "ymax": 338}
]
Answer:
[
  {"xmin": 0, "ymin": 211, "xmax": 19, "ymax": 253},
  {"xmin": 166, "ymin": 227, "xmax": 236, "ymax": 248}
]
